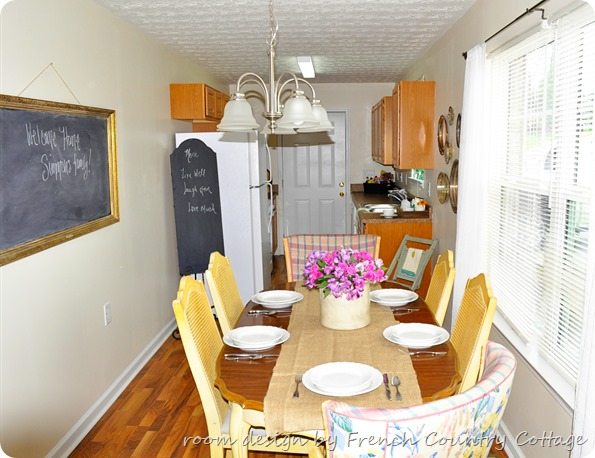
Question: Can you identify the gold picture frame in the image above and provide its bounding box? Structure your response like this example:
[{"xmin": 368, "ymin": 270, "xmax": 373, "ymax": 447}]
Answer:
[{"xmin": 0, "ymin": 95, "xmax": 119, "ymax": 265}]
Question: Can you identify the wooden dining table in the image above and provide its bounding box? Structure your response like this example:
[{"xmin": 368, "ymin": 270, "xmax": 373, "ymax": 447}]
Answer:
[{"xmin": 215, "ymin": 283, "xmax": 460, "ymax": 414}]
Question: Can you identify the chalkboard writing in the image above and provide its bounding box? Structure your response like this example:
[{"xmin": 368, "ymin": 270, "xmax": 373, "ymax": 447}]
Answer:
[
  {"xmin": 0, "ymin": 95, "xmax": 118, "ymax": 266},
  {"xmin": 170, "ymin": 139, "xmax": 224, "ymax": 275}
]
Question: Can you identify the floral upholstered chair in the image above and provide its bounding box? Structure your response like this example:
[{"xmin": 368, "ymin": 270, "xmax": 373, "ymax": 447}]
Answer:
[
  {"xmin": 318, "ymin": 341, "xmax": 515, "ymax": 458},
  {"xmin": 283, "ymin": 234, "xmax": 381, "ymax": 282}
]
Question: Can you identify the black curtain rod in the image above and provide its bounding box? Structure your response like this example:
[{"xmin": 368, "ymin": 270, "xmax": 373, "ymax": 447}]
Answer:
[{"xmin": 462, "ymin": 0, "xmax": 550, "ymax": 59}]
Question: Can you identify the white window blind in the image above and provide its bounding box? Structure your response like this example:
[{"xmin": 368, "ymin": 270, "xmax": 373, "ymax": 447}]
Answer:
[{"xmin": 487, "ymin": 4, "xmax": 594, "ymax": 404}]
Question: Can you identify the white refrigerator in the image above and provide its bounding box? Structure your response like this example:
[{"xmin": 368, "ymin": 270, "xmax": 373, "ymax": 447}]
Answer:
[{"xmin": 175, "ymin": 132, "xmax": 272, "ymax": 303}]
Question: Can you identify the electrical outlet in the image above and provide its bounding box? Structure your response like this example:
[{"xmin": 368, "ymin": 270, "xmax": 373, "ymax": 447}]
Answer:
[{"xmin": 103, "ymin": 302, "xmax": 112, "ymax": 326}]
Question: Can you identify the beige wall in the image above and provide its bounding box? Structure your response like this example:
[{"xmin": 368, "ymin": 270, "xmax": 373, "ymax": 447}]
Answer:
[
  {"xmin": 401, "ymin": 0, "xmax": 577, "ymax": 456},
  {"xmin": 0, "ymin": 0, "xmax": 226, "ymax": 455}
]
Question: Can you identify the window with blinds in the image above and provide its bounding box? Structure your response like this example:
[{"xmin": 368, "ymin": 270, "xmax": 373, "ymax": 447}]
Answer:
[{"xmin": 487, "ymin": 4, "xmax": 594, "ymax": 404}]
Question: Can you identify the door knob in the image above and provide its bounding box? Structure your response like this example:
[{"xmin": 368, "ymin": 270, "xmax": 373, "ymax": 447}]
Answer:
[
  {"xmin": 339, "ymin": 181, "xmax": 345, "ymax": 187},
  {"xmin": 339, "ymin": 191, "xmax": 345, "ymax": 197}
]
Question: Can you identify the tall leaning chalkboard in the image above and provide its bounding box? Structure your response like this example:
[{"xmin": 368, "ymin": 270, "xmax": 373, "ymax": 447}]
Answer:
[
  {"xmin": 170, "ymin": 138, "xmax": 224, "ymax": 275},
  {"xmin": 0, "ymin": 95, "xmax": 119, "ymax": 266}
]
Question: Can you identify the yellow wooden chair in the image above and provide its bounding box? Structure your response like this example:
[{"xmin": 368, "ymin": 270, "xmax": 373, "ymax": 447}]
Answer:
[
  {"xmin": 424, "ymin": 250, "xmax": 455, "ymax": 326},
  {"xmin": 283, "ymin": 234, "xmax": 381, "ymax": 282},
  {"xmin": 205, "ymin": 251, "xmax": 244, "ymax": 335},
  {"xmin": 173, "ymin": 276, "xmax": 318, "ymax": 457},
  {"xmin": 451, "ymin": 273, "xmax": 497, "ymax": 393}
]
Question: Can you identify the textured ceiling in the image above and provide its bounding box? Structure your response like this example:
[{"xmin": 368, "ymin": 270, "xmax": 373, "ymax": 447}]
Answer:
[{"xmin": 95, "ymin": 0, "xmax": 477, "ymax": 83}]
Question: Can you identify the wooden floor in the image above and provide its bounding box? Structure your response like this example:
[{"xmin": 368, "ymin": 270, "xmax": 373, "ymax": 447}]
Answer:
[{"xmin": 71, "ymin": 255, "xmax": 507, "ymax": 457}]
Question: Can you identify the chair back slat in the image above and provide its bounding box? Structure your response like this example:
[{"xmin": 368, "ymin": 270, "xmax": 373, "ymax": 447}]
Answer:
[
  {"xmin": 451, "ymin": 273, "xmax": 497, "ymax": 392},
  {"xmin": 424, "ymin": 250, "xmax": 455, "ymax": 325},
  {"xmin": 173, "ymin": 277, "xmax": 227, "ymax": 439},
  {"xmin": 205, "ymin": 251, "xmax": 244, "ymax": 335}
]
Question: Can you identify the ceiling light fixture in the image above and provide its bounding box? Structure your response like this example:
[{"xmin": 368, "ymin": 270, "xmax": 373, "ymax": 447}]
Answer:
[
  {"xmin": 297, "ymin": 56, "xmax": 316, "ymax": 79},
  {"xmin": 217, "ymin": 0, "xmax": 332, "ymax": 134}
]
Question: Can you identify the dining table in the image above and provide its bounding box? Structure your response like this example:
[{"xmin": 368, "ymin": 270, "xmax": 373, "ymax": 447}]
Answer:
[{"xmin": 215, "ymin": 282, "xmax": 460, "ymax": 457}]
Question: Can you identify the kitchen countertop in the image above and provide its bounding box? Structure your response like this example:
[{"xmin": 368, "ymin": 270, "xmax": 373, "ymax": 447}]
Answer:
[{"xmin": 351, "ymin": 191, "xmax": 431, "ymax": 224}]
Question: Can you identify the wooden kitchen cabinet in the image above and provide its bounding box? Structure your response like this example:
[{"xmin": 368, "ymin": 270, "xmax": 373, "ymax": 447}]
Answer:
[
  {"xmin": 392, "ymin": 80, "xmax": 435, "ymax": 169},
  {"xmin": 362, "ymin": 218, "xmax": 433, "ymax": 297},
  {"xmin": 371, "ymin": 96, "xmax": 394, "ymax": 165},
  {"xmin": 169, "ymin": 83, "xmax": 230, "ymax": 132}
]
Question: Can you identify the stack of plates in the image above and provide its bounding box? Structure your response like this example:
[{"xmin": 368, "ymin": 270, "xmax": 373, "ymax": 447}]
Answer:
[
  {"xmin": 302, "ymin": 362, "xmax": 383, "ymax": 397},
  {"xmin": 370, "ymin": 289, "xmax": 418, "ymax": 307},
  {"xmin": 223, "ymin": 326, "xmax": 290, "ymax": 351},
  {"xmin": 383, "ymin": 323, "xmax": 449, "ymax": 349},
  {"xmin": 251, "ymin": 290, "xmax": 304, "ymax": 309}
]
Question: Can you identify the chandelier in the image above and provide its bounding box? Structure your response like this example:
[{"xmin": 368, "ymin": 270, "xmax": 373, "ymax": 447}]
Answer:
[{"xmin": 217, "ymin": 0, "xmax": 333, "ymax": 134}]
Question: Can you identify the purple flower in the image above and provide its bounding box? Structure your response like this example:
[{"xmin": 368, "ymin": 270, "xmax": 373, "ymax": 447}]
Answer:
[{"xmin": 303, "ymin": 247, "xmax": 387, "ymax": 300}]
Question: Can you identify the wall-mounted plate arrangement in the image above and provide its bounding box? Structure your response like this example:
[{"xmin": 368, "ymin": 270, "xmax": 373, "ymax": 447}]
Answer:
[
  {"xmin": 450, "ymin": 159, "xmax": 459, "ymax": 213},
  {"xmin": 456, "ymin": 113, "xmax": 461, "ymax": 148},
  {"xmin": 436, "ymin": 172, "xmax": 450, "ymax": 204}
]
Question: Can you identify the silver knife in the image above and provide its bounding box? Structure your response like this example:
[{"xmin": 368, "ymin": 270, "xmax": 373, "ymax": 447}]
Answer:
[
  {"xmin": 408, "ymin": 351, "xmax": 447, "ymax": 357},
  {"xmin": 224, "ymin": 353, "xmax": 278, "ymax": 360},
  {"xmin": 382, "ymin": 373, "xmax": 392, "ymax": 400},
  {"xmin": 248, "ymin": 309, "xmax": 291, "ymax": 315},
  {"xmin": 392, "ymin": 307, "xmax": 420, "ymax": 313}
]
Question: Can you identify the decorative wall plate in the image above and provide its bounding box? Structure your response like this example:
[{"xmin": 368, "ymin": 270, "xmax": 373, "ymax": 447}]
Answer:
[
  {"xmin": 437, "ymin": 172, "xmax": 450, "ymax": 204},
  {"xmin": 456, "ymin": 113, "xmax": 461, "ymax": 148},
  {"xmin": 438, "ymin": 115, "xmax": 448, "ymax": 156},
  {"xmin": 450, "ymin": 159, "xmax": 459, "ymax": 213}
]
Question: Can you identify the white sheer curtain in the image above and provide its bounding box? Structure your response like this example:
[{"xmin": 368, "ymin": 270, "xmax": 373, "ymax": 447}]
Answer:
[
  {"xmin": 572, "ymin": 114, "xmax": 595, "ymax": 458},
  {"xmin": 451, "ymin": 43, "xmax": 488, "ymax": 324},
  {"xmin": 571, "ymin": 3, "xmax": 595, "ymax": 455}
]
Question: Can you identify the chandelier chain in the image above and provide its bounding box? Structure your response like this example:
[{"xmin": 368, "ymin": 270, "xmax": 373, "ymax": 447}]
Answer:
[{"xmin": 267, "ymin": 0, "xmax": 278, "ymax": 49}]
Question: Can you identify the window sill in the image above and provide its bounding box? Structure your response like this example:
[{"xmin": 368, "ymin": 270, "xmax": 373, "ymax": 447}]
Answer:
[{"xmin": 493, "ymin": 312, "xmax": 575, "ymax": 411}]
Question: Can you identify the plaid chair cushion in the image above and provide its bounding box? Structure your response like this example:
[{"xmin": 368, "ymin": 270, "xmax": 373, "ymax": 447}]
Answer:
[
  {"xmin": 285, "ymin": 234, "xmax": 380, "ymax": 282},
  {"xmin": 322, "ymin": 341, "xmax": 516, "ymax": 457}
]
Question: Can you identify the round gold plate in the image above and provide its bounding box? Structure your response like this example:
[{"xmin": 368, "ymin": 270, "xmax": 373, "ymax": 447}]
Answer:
[
  {"xmin": 436, "ymin": 172, "xmax": 450, "ymax": 204},
  {"xmin": 438, "ymin": 115, "xmax": 449, "ymax": 156},
  {"xmin": 450, "ymin": 159, "xmax": 459, "ymax": 213}
]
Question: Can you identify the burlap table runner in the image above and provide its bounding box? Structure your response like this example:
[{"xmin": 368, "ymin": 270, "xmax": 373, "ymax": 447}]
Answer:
[{"xmin": 263, "ymin": 283, "xmax": 422, "ymax": 436}]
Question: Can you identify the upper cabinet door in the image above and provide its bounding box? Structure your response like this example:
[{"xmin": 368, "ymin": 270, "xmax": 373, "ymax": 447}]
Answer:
[
  {"xmin": 370, "ymin": 96, "xmax": 394, "ymax": 166},
  {"xmin": 392, "ymin": 81, "xmax": 435, "ymax": 169}
]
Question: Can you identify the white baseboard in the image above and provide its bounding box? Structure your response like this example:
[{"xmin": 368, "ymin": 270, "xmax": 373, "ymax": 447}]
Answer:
[
  {"xmin": 46, "ymin": 319, "xmax": 177, "ymax": 458},
  {"xmin": 498, "ymin": 421, "xmax": 525, "ymax": 458}
]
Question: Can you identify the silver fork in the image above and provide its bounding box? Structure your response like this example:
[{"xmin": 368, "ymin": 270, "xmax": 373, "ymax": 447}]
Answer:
[
  {"xmin": 391, "ymin": 375, "xmax": 402, "ymax": 401},
  {"xmin": 292, "ymin": 374, "xmax": 303, "ymax": 398}
]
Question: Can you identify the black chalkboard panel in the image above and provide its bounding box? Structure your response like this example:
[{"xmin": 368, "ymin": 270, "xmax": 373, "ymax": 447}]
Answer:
[
  {"xmin": 170, "ymin": 138, "xmax": 224, "ymax": 275},
  {"xmin": 0, "ymin": 95, "xmax": 119, "ymax": 265}
]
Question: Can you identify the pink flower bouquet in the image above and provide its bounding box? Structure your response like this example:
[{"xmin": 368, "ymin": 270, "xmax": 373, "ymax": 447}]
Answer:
[{"xmin": 303, "ymin": 248, "xmax": 387, "ymax": 300}]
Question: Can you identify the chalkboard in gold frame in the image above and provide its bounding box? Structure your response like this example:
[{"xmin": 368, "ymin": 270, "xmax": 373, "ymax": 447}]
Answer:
[{"xmin": 0, "ymin": 94, "xmax": 119, "ymax": 265}]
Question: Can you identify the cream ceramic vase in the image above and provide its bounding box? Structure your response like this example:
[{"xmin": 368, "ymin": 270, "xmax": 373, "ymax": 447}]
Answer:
[{"xmin": 320, "ymin": 283, "xmax": 371, "ymax": 330}]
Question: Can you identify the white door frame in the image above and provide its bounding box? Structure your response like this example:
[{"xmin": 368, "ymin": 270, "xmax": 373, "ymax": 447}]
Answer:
[{"xmin": 276, "ymin": 109, "xmax": 351, "ymax": 251}]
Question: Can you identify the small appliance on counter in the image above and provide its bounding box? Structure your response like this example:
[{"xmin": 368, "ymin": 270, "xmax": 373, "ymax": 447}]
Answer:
[{"xmin": 363, "ymin": 170, "xmax": 395, "ymax": 194}]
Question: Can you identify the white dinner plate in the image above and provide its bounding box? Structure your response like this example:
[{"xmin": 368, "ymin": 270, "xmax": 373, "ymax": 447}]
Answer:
[
  {"xmin": 383, "ymin": 323, "xmax": 449, "ymax": 349},
  {"xmin": 370, "ymin": 289, "xmax": 418, "ymax": 306},
  {"xmin": 303, "ymin": 362, "xmax": 383, "ymax": 397},
  {"xmin": 223, "ymin": 326, "xmax": 289, "ymax": 351},
  {"xmin": 251, "ymin": 290, "xmax": 304, "ymax": 309}
]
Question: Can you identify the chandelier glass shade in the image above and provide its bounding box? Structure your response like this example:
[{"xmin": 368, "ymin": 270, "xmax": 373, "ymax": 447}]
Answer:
[{"xmin": 217, "ymin": 0, "xmax": 332, "ymax": 135}]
